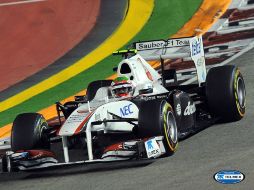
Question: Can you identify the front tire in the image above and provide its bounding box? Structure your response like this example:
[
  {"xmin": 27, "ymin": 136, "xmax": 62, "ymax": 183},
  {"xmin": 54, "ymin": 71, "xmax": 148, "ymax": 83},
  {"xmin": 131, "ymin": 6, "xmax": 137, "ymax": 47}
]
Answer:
[
  {"xmin": 11, "ymin": 113, "xmax": 50, "ymax": 152},
  {"xmin": 138, "ymin": 100, "xmax": 178, "ymax": 156},
  {"xmin": 206, "ymin": 65, "xmax": 246, "ymax": 121}
]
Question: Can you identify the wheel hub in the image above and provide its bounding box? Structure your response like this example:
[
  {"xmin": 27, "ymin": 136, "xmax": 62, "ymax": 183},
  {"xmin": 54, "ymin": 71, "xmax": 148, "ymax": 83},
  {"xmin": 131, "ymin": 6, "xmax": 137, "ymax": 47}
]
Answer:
[
  {"xmin": 237, "ymin": 77, "xmax": 246, "ymax": 108},
  {"xmin": 166, "ymin": 112, "xmax": 178, "ymax": 143}
]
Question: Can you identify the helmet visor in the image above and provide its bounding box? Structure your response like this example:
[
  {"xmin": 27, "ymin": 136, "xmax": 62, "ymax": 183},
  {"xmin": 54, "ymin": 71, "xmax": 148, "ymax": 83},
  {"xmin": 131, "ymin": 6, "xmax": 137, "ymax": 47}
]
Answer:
[{"xmin": 112, "ymin": 86, "xmax": 132, "ymax": 97}]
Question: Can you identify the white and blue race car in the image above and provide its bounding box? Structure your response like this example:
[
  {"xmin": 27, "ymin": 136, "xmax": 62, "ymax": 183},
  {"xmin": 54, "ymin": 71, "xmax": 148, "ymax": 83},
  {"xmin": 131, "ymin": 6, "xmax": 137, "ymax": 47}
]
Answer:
[{"xmin": 1, "ymin": 36, "xmax": 246, "ymax": 172}]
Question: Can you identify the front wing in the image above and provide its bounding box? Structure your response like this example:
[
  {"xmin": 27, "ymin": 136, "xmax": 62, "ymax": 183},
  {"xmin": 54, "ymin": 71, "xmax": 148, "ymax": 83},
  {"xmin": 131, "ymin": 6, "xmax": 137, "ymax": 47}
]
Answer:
[{"xmin": 1, "ymin": 137, "xmax": 165, "ymax": 172}]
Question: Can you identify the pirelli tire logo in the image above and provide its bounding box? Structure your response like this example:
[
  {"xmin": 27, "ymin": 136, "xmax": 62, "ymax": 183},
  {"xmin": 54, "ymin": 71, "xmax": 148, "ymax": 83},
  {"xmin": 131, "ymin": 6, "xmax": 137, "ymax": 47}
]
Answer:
[{"xmin": 183, "ymin": 102, "xmax": 196, "ymax": 116}]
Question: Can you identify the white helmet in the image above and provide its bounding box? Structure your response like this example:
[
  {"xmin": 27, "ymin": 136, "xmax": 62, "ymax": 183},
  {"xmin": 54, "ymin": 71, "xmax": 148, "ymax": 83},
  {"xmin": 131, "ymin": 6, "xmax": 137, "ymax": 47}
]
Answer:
[{"xmin": 111, "ymin": 76, "xmax": 134, "ymax": 98}]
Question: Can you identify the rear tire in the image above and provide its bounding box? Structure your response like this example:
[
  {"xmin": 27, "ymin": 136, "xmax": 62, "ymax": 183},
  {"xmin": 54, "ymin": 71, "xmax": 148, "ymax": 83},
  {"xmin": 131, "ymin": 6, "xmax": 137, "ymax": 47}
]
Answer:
[
  {"xmin": 11, "ymin": 113, "xmax": 50, "ymax": 152},
  {"xmin": 206, "ymin": 65, "xmax": 246, "ymax": 121},
  {"xmin": 138, "ymin": 100, "xmax": 178, "ymax": 156}
]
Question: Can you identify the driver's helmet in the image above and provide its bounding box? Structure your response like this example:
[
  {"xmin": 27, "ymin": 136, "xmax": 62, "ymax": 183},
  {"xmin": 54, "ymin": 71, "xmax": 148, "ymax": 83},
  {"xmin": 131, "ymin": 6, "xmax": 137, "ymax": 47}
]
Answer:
[{"xmin": 111, "ymin": 76, "xmax": 134, "ymax": 98}]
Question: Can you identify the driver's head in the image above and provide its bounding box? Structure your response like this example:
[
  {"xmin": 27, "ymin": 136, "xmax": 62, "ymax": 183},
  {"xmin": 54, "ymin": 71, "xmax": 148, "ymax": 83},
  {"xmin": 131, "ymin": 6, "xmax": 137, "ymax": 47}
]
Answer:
[{"xmin": 111, "ymin": 76, "xmax": 134, "ymax": 98}]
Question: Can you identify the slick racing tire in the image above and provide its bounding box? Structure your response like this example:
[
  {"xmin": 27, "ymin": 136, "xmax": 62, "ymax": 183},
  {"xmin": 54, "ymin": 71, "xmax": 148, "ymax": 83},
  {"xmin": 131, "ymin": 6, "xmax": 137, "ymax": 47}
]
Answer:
[
  {"xmin": 138, "ymin": 100, "xmax": 178, "ymax": 156},
  {"xmin": 11, "ymin": 113, "xmax": 50, "ymax": 152},
  {"xmin": 206, "ymin": 65, "xmax": 246, "ymax": 122}
]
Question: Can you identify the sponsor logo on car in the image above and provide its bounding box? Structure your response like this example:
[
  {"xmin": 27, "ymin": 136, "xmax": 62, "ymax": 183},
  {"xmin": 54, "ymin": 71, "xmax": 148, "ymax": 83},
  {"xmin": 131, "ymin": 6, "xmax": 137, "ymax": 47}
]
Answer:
[
  {"xmin": 214, "ymin": 170, "xmax": 245, "ymax": 184},
  {"xmin": 120, "ymin": 104, "xmax": 133, "ymax": 117},
  {"xmin": 147, "ymin": 140, "xmax": 153, "ymax": 150},
  {"xmin": 142, "ymin": 94, "xmax": 168, "ymax": 101},
  {"xmin": 145, "ymin": 138, "xmax": 161, "ymax": 158},
  {"xmin": 184, "ymin": 102, "xmax": 196, "ymax": 116},
  {"xmin": 191, "ymin": 38, "xmax": 201, "ymax": 56},
  {"xmin": 136, "ymin": 38, "xmax": 190, "ymax": 51},
  {"xmin": 176, "ymin": 104, "xmax": 181, "ymax": 116}
]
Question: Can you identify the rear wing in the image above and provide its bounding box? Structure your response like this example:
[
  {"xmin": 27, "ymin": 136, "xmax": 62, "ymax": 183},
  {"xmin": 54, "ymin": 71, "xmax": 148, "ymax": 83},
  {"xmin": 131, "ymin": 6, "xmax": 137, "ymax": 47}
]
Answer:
[{"xmin": 133, "ymin": 36, "xmax": 206, "ymax": 86}]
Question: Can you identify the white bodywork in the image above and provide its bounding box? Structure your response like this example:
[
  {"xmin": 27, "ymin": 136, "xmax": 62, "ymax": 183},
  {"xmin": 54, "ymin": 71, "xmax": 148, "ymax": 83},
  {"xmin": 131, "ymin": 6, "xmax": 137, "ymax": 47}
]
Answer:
[
  {"xmin": 59, "ymin": 100, "xmax": 139, "ymax": 136},
  {"xmin": 59, "ymin": 99, "xmax": 139, "ymax": 162},
  {"xmin": 117, "ymin": 54, "xmax": 168, "ymax": 95},
  {"xmin": 135, "ymin": 35, "xmax": 206, "ymax": 86},
  {"xmin": 57, "ymin": 35, "xmax": 205, "ymax": 162},
  {"xmin": 59, "ymin": 53, "xmax": 170, "ymax": 137},
  {"xmin": 58, "ymin": 53, "xmax": 167, "ymax": 161}
]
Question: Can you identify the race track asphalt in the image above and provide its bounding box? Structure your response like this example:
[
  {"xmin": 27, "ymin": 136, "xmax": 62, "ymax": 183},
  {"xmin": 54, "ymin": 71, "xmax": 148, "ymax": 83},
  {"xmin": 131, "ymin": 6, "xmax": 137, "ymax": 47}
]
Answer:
[{"xmin": 0, "ymin": 48, "xmax": 253, "ymax": 189}]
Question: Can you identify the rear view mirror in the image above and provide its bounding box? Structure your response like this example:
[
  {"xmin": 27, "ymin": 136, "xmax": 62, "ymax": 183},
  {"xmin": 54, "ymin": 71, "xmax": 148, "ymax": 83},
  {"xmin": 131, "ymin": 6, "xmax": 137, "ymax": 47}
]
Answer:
[
  {"xmin": 113, "ymin": 67, "xmax": 118, "ymax": 72},
  {"xmin": 139, "ymin": 84, "xmax": 153, "ymax": 95},
  {"xmin": 139, "ymin": 83, "xmax": 153, "ymax": 95}
]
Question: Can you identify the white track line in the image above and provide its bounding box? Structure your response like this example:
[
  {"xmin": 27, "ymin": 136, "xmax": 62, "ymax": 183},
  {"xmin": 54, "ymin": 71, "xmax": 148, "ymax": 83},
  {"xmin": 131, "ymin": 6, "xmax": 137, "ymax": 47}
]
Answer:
[{"xmin": 0, "ymin": 0, "xmax": 46, "ymax": 7}]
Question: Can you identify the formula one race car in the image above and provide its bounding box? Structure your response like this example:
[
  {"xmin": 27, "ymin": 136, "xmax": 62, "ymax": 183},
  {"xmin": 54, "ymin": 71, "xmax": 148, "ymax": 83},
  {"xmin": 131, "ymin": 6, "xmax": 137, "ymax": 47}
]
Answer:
[{"xmin": 1, "ymin": 36, "xmax": 246, "ymax": 172}]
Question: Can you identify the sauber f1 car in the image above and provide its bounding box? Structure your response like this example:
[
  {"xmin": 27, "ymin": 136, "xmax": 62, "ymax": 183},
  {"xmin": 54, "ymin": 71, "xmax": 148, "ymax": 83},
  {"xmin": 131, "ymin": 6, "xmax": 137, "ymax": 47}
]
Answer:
[{"xmin": 1, "ymin": 36, "xmax": 246, "ymax": 172}]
